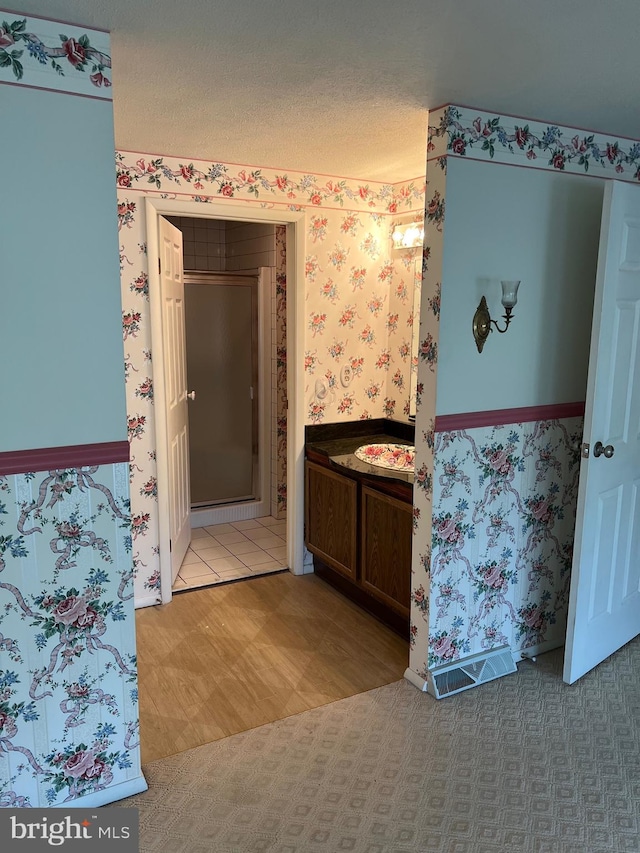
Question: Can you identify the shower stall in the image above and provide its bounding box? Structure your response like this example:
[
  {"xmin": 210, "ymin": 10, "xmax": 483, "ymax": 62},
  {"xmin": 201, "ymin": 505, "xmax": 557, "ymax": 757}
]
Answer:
[{"xmin": 184, "ymin": 269, "xmax": 271, "ymax": 525}]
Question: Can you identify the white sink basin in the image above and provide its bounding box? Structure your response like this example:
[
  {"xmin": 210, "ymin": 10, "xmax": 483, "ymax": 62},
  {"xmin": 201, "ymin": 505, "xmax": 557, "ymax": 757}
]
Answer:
[{"xmin": 354, "ymin": 443, "xmax": 415, "ymax": 471}]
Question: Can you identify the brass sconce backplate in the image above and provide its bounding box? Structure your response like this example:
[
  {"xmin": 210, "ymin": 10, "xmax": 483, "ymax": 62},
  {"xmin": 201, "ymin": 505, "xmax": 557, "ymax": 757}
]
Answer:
[{"xmin": 473, "ymin": 296, "xmax": 491, "ymax": 353}]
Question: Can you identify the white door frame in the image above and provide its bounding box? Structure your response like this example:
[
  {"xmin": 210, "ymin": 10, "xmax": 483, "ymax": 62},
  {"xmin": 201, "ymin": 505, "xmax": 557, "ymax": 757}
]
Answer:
[{"xmin": 145, "ymin": 197, "xmax": 307, "ymax": 603}]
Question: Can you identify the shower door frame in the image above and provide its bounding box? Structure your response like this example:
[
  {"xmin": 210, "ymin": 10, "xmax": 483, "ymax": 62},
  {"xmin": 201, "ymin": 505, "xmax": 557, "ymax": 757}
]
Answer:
[
  {"xmin": 145, "ymin": 198, "xmax": 307, "ymax": 603},
  {"xmin": 184, "ymin": 269, "xmax": 269, "ymax": 519}
]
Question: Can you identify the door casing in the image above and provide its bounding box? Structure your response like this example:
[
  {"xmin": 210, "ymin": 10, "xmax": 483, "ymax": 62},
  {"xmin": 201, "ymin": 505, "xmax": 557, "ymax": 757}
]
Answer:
[{"xmin": 145, "ymin": 197, "xmax": 307, "ymax": 603}]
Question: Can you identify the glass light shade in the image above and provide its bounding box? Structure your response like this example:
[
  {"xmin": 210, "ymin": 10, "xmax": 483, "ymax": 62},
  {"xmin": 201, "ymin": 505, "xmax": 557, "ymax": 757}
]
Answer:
[
  {"xmin": 392, "ymin": 223, "xmax": 425, "ymax": 249},
  {"xmin": 500, "ymin": 280, "xmax": 520, "ymax": 309}
]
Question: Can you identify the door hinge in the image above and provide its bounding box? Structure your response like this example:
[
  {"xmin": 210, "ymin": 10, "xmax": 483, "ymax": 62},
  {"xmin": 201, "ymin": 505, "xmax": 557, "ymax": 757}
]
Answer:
[
  {"xmin": 169, "ymin": 538, "xmax": 172, "ymax": 552},
  {"xmin": 581, "ymin": 442, "xmax": 590, "ymax": 458},
  {"xmin": 158, "ymin": 257, "xmax": 161, "ymax": 275}
]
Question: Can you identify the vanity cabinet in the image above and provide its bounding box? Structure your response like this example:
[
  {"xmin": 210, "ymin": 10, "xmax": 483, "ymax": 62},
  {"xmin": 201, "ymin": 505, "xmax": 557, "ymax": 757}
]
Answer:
[
  {"xmin": 360, "ymin": 486, "xmax": 412, "ymax": 618},
  {"xmin": 304, "ymin": 452, "xmax": 412, "ymax": 637},
  {"xmin": 304, "ymin": 460, "xmax": 358, "ymax": 580}
]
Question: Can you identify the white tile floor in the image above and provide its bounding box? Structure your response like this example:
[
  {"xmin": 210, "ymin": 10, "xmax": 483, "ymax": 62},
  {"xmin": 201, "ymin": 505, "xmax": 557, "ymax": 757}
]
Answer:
[{"xmin": 172, "ymin": 516, "xmax": 287, "ymax": 592}]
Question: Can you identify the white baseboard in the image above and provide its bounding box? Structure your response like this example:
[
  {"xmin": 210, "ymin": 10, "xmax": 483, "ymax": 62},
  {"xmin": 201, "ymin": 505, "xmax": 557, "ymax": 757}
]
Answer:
[
  {"xmin": 51, "ymin": 773, "xmax": 148, "ymax": 808},
  {"xmin": 403, "ymin": 667, "xmax": 429, "ymax": 692},
  {"xmin": 191, "ymin": 499, "xmax": 270, "ymax": 527},
  {"xmin": 134, "ymin": 593, "xmax": 161, "ymax": 610}
]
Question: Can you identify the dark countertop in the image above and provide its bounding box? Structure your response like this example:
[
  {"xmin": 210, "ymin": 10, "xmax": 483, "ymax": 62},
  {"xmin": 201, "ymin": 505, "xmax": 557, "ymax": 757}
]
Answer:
[{"xmin": 306, "ymin": 432, "xmax": 415, "ymax": 485}]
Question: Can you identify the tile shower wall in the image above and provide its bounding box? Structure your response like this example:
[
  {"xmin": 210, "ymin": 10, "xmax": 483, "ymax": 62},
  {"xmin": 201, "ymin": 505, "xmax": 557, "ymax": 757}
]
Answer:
[
  {"xmin": 166, "ymin": 216, "xmax": 225, "ymax": 271},
  {"xmin": 116, "ymin": 150, "xmax": 424, "ymax": 606},
  {"xmin": 226, "ymin": 222, "xmax": 276, "ymax": 270}
]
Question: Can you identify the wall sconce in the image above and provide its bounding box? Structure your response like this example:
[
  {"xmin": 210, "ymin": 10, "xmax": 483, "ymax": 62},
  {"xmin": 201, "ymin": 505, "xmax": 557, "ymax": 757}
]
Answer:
[
  {"xmin": 391, "ymin": 222, "xmax": 425, "ymax": 250},
  {"xmin": 472, "ymin": 280, "xmax": 521, "ymax": 353}
]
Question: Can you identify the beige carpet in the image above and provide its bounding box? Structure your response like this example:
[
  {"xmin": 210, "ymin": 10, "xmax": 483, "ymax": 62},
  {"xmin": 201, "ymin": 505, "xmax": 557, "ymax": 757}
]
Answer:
[{"xmin": 118, "ymin": 638, "xmax": 640, "ymax": 852}]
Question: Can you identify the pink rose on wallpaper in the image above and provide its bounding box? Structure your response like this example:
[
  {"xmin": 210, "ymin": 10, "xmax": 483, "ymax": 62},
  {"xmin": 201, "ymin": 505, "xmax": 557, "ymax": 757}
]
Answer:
[
  {"xmin": 437, "ymin": 517, "xmax": 461, "ymax": 545},
  {"xmin": 57, "ymin": 522, "xmax": 81, "ymax": 538},
  {"xmin": 52, "ymin": 595, "xmax": 88, "ymax": 627},
  {"xmin": 67, "ymin": 682, "xmax": 90, "ymax": 698},
  {"xmin": 310, "ymin": 193, "xmax": 322, "ymax": 206},
  {"xmin": 413, "ymin": 586, "xmax": 426, "ymax": 604},
  {"xmin": 488, "ymin": 448, "xmax": 512, "ymax": 475},
  {"xmin": 0, "ymin": 711, "xmax": 17, "ymax": 738},
  {"xmin": 514, "ymin": 126, "xmax": 529, "ymax": 149},
  {"xmin": 526, "ymin": 149, "xmax": 537, "ymax": 160},
  {"xmin": 451, "ymin": 137, "xmax": 466, "ymax": 155},
  {"xmin": 76, "ymin": 606, "xmax": 99, "ymax": 630},
  {"xmin": 220, "ymin": 183, "xmax": 234, "ymax": 197},
  {"xmin": 432, "ymin": 635, "xmax": 456, "ymax": 661},
  {"xmin": 552, "ymin": 153, "xmax": 565, "ymax": 170},
  {"xmin": 523, "ymin": 606, "xmax": 545, "ymax": 630},
  {"xmin": 530, "ymin": 499, "xmax": 551, "ymax": 524},
  {"xmin": 63, "ymin": 749, "xmax": 111, "ymax": 783},
  {"xmin": 85, "ymin": 757, "xmax": 112, "ymax": 783},
  {"xmin": 63, "ymin": 38, "xmax": 86, "ymax": 67},
  {"xmin": 483, "ymin": 564, "xmax": 507, "ymax": 591},
  {"xmin": 117, "ymin": 173, "xmax": 131, "ymax": 187},
  {"xmin": 0, "ymin": 26, "xmax": 15, "ymax": 47},
  {"xmin": 90, "ymin": 71, "xmax": 111, "ymax": 87},
  {"xmin": 571, "ymin": 135, "xmax": 587, "ymax": 153}
]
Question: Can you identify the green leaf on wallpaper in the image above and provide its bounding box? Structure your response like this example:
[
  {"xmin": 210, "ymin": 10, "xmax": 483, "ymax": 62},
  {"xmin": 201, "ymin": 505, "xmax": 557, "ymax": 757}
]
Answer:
[{"xmin": 0, "ymin": 51, "xmax": 11, "ymax": 67}]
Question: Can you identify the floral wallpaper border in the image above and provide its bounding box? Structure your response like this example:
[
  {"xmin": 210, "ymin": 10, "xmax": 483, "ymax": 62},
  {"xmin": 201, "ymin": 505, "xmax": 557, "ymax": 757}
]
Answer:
[
  {"xmin": 0, "ymin": 12, "xmax": 112, "ymax": 99},
  {"xmin": 116, "ymin": 152, "xmax": 425, "ymax": 214},
  {"xmin": 428, "ymin": 104, "xmax": 640, "ymax": 182}
]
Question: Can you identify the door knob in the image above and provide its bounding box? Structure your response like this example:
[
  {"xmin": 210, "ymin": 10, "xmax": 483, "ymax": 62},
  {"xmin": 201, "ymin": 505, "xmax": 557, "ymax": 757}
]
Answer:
[
  {"xmin": 593, "ymin": 441, "xmax": 614, "ymax": 458},
  {"xmin": 187, "ymin": 390, "xmax": 196, "ymax": 401}
]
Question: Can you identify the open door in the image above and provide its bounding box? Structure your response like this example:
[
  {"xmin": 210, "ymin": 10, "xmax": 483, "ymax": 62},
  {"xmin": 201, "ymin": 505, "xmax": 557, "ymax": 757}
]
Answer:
[
  {"xmin": 564, "ymin": 181, "xmax": 640, "ymax": 684},
  {"xmin": 159, "ymin": 217, "xmax": 191, "ymax": 585}
]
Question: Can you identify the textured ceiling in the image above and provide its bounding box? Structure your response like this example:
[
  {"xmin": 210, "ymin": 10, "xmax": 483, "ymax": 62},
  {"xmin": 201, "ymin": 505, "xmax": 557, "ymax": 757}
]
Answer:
[{"xmin": 10, "ymin": 0, "xmax": 640, "ymax": 181}]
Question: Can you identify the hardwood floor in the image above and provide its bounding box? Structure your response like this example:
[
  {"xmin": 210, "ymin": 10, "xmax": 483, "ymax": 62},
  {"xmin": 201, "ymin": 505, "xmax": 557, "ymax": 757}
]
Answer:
[{"xmin": 136, "ymin": 572, "xmax": 409, "ymax": 763}]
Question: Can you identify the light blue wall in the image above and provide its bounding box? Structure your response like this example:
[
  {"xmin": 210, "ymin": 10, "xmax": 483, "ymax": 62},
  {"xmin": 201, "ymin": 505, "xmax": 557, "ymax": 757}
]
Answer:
[
  {"xmin": 436, "ymin": 157, "xmax": 605, "ymax": 415},
  {"xmin": 2, "ymin": 86, "xmax": 126, "ymax": 451}
]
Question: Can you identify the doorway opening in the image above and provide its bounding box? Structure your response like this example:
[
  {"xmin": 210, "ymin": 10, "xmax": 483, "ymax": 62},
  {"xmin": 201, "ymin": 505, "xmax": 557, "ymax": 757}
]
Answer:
[
  {"xmin": 164, "ymin": 215, "xmax": 285, "ymax": 591},
  {"xmin": 144, "ymin": 198, "xmax": 306, "ymax": 603}
]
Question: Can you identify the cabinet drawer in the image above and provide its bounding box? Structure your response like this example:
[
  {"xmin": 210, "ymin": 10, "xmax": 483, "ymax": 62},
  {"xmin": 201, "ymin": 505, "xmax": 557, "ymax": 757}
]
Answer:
[
  {"xmin": 360, "ymin": 485, "xmax": 412, "ymax": 617},
  {"xmin": 305, "ymin": 460, "xmax": 358, "ymax": 580}
]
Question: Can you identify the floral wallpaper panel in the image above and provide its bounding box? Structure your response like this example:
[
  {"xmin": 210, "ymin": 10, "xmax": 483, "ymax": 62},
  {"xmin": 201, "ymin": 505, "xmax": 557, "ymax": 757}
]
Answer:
[
  {"xmin": 426, "ymin": 418, "xmax": 582, "ymax": 671},
  {"xmin": 0, "ymin": 463, "xmax": 140, "ymax": 807}
]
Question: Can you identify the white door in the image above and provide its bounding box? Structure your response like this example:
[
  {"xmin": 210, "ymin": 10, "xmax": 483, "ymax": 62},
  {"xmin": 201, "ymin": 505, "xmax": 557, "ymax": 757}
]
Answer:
[
  {"xmin": 159, "ymin": 217, "xmax": 191, "ymax": 584},
  {"xmin": 564, "ymin": 181, "xmax": 640, "ymax": 684}
]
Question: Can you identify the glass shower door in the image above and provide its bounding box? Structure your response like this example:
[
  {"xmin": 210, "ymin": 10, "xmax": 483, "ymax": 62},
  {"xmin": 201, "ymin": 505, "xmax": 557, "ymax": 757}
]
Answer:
[{"xmin": 184, "ymin": 273, "xmax": 258, "ymax": 507}]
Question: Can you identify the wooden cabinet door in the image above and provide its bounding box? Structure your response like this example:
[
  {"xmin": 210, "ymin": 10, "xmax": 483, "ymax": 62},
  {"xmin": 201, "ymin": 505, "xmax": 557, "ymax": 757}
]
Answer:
[
  {"xmin": 305, "ymin": 461, "xmax": 358, "ymax": 580},
  {"xmin": 360, "ymin": 485, "xmax": 412, "ymax": 617}
]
